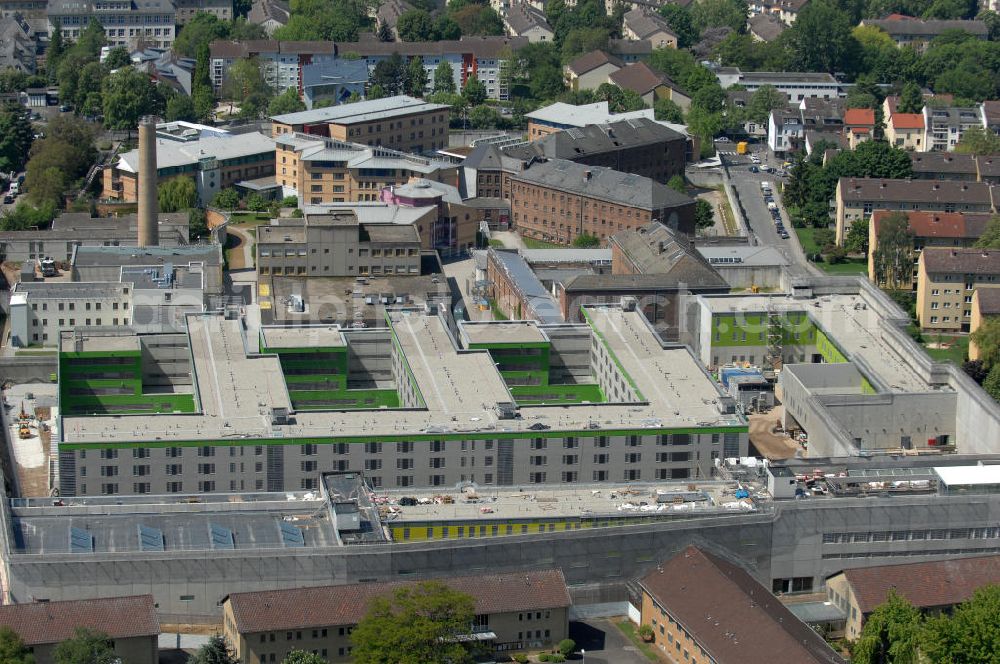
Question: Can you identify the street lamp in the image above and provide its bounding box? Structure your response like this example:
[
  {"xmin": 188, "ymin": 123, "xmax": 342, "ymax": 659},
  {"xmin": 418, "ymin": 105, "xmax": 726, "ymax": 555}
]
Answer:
[{"xmin": 581, "ymin": 648, "xmax": 585, "ymax": 664}]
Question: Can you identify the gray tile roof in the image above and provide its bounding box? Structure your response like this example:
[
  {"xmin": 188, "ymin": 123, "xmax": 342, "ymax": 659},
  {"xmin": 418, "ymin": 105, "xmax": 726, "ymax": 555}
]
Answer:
[
  {"xmin": 838, "ymin": 178, "xmax": 994, "ymax": 206},
  {"xmin": 910, "ymin": 152, "xmax": 978, "ymax": 176},
  {"xmin": 922, "ymin": 247, "xmax": 1000, "ymax": 276},
  {"xmin": 975, "ymin": 287, "xmax": 1000, "ymax": 314},
  {"xmin": 623, "ymin": 8, "xmax": 676, "ymax": 41},
  {"xmin": 531, "ymin": 117, "xmax": 686, "ymax": 160},
  {"xmin": 512, "ymin": 158, "xmax": 694, "ymax": 210},
  {"xmin": 504, "ymin": 0, "xmax": 551, "ymax": 35},
  {"xmin": 748, "ymin": 12, "xmax": 786, "ymax": 41},
  {"xmin": 609, "ymin": 222, "xmax": 727, "ymax": 285}
]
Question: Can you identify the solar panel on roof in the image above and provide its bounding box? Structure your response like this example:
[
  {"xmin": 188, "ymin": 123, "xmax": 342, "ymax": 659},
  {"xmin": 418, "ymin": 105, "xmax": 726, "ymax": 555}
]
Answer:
[
  {"xmin": 138, "ymin": 524, "xmax": 164, "ymax": 552},
  {"xmin": 280, "ymin": 521, "xmax": 305, "ymax": 547},
  {"xmin": 210, "ymin": 523, "xmax": 235, "ymax": 550},
  {"xmin": 70, "ymin": 527, "xmax": 94, "ymax": 553}
]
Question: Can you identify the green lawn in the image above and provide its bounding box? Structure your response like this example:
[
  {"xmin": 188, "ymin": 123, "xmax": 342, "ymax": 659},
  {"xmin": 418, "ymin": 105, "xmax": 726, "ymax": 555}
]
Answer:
[
  {"xmin": 614, "ymin": 620, "xmax": 659, "ymax": 662},
  {"xmin": 795, "ymin": 228, "xmax": 867, "ymax": 275},
  {"xmin": 229, "ymin": 212, "xmax": 273, "ymax": 225},
  {"xmin": 521, "ymin": 236, "xmax": 564, "ymax": 249},
  {"xmin": 922, "ymin": 334, "xmax": 969, "ymax": 365}
]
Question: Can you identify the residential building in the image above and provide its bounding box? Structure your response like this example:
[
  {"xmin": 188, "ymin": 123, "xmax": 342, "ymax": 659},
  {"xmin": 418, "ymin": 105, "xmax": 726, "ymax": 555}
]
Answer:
[
  {"xmin": 0, "ymin": 596, "xmax": 159, "ymax": 664},
  {"xmin": 503, "ymin": 0, "xmax": 552, "ymax": 42},
  {"xmin": 509, "ymin": 117, "xmax": 688, "ymax": 183},
  {"xmin": 564, "ymin": 50, "xmax": 623, "ymax": 92},
  {"xmin": 767, "ymin": 107, "xmax": 804, "ymax": 154},
  {"xmin": 270, "ymin": 96, "xmax": 451, "ymax": 154},
  {"xmin": 208, "ymin": 39, "xmax": 331, "ymax": 95},
  {"xmin": 916, "ymin": 247, "xmax": 1000, "ymax": 331},
  {"xmin": 510, "ymin": 158, "xmax": 696, "ymax": 246},
  {"xmin": 622, "ymin": 8, "xmax": 677, "ymax": 49},
  {"xmin": 834, "ymin": 178, "xmax": 997, "ymax": 245},
  {"xmin": 909, "ymin": 152, "xmax": 979, "ymax": 181},
  {"xmin": 713, "ymin": 67, "xmax": 844, "ymax": 101},
  {"xmin": 0, "ymin": 0, "xmax": 46, "ymax": 35},
  {"xmin": 328, "ymin": 36, "xmax": 528, "ymax": 101},
  {"xmin": 47, "ymin": 0, "xmax": 176, "ymax": 49},
  {"xmin": 222, "ymin": 570, "xmax": 571, "ymax": 663},
  {"xmin": 274, "ymin": 133, "xmax": 459, "ymax": 204},
  {"xmin": 606, "ymin": 0, "xmax": 692, "ymax": 16},
  {"xmin": 843, "ymin": 107, "xmax": 875, "ymax": 149},
  {"xmin": 867, "ymin": 210, "xmax": 993, "ymax": 289},
  {"xmin": 970, "ymin": 287, "xmax": 1000, "ymax": 360},
  {"xmin": 861, "ymin": 15, "xmax": 987, "ymax": 52},
  {"xmin": 727, "ymin": 89, "xmax": 788, "ymax": 138},
  {"xmin": 883, "ymin": 95, "xmax": 925, "ymax": 150},
  {"xmin": 247, "ymin": 0, "xmax": 288, "ymax": 35},
  {"xmin": 608, "ymin": 61, "xmax": 690, "ymax": 110},
  {"xmin": 748, "ymin": 12, "xmax": 786, "ymax": 41},
  {"xmin": 0, "ymin": 211, "xmax": 190, "ymax": 263},
  {"xmin": 981, "ymin": 100, "xmax": 1000, "ymax": 136},
  {"xmin": 923, "ymin": 105, "xmax": 983, "ymax": 152},
  {"xmin": 524, "ymin": 100, "xmax": 657, "ymax": 140},
  {"xmin": 637, "ymin": 546, "xmax": 845, "ymax": 664},
  {"xmin": 748, "ymin": 0, "xmax": 809, "ymax": 24},
  {"xmin": 174, "ymin": 0, "xmax": 231, "ymax": 23},
  {"xmin": 104, "ymin": 126, "xmax": 276, "ymax": 204},
  {"xmin": 0, "ymin": 14, "xmax": 35, "ymax": 73},
  {"xmin": 132, "ymin": 46, "xmax": 196, "ymax": 95},
  {"xmin": 826, "ymin": 555, "xmax": 1000, "ymax": 640},
  {"xmin": 256, "ymin": 211, "xmax": 422, "ymax": 279},
  {"xmin": 374, "ymin": 0, "xmax": 410, "ymax": 40},
  {"xmin": 606, "ymin": 37, "xmax": 652, "ymax": 62}
]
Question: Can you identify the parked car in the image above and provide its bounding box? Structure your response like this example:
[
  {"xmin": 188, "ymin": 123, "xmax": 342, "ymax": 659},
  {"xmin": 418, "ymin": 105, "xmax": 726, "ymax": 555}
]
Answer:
[
  {"xmin": 749, "ymin": 165, "xmax": 759, "ymax": 173},
  {"xmin": 3, "ymin": 194, "xmax": 12, "ymax": 204},
  {"xmin": 59, "ymin": 105, "xmax": 71, "ymax": 113}
]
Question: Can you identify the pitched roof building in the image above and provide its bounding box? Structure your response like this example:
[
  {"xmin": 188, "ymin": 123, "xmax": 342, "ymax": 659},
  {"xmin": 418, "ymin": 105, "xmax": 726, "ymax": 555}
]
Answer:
[
  {"xmin": 0, "ymin": 595, "xmax": 159, "ymax": 664},
  {"xmin": 503, "ymin": 0, "xmax": 553, "ymax": 42},
  {"xmin": 609, "ymin": 61, "xmax": 690, "ymax": 109},
  {"xmin": 826, "ymin": 554, "xmax": 1000, "ymax": 640},
  {"xmin": 638, "ymin": 546, "xmax": 845, "ymax": 664},
  {"xmin": 862, "ymin": 15, "xmax": 987, "ymax": 51},
  {"xmin": 223, "ymin": 570, "xmax": 571, "ymax": 663},
  {"xmin": 622, "ymin": 8, "xmax": 677, "ymax": 48},
  {"xmin": 564, "ymin": 50, "xmax": 624, "ymax": 91},
  {"xmin": 748, "ymin": 12, "xmax": 786, "ymax": 41}
]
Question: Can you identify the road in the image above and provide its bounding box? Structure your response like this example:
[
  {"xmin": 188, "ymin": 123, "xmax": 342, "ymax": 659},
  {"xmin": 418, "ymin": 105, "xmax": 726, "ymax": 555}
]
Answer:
[
  {"xmin": 569, "ymin": 619, "xmax": 655, "ymax": 664},
  {"xmin": 716, "ymin": 141, "xmax": 820, "ymax": 279}
]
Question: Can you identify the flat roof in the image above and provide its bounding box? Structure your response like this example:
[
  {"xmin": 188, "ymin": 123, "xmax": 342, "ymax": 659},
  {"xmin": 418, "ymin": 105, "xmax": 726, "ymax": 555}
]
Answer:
[
  {"xmin": 60, "ymin": 306, "xmax": 743, "ymax": 446},
  {"xmin": 524, "ymin": 101, "xmax": 654, "ymax": 128},
  {"xmin": 59, "ymin": 330, "xmax": 140, "ymax": 354},
  {"xmin": 934, "ymin": 465, "xmax": 1000, "ymax": 486},
  {"xmin": 271, "ymin": 95, "xmax": 449, "ymax": 126},
  {"xmin": 261, "ymin": 325, "xmax": 345, "ymax": 349},
  {"xmin": 116, "ymin": 132, "xmax": 275, "ymax": 173},
  {"xmin": 12, "ymin": 282, "xmax": 128, "ymax": 299},
  {"xmin": 698, "ymin": 293, "xmax": 933, "ymax": 393},
  {"xmin": 460, "ymin": 320, "xmax": 549, "ymax": 346}
]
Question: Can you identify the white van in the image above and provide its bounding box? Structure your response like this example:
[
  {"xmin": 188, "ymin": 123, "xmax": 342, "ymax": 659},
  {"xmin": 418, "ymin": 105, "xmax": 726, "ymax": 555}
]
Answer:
[{"xmin": 760, "ymin": 181, "xmax": 772, "ymax": 193}]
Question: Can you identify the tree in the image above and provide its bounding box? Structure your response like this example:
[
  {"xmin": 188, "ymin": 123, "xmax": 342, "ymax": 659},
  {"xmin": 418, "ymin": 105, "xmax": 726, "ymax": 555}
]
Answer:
[
  {"xmin": 897, "ymin": 82, "xmax": 924, "ymax": 114},
  {"xmin": 351, "ymin": 581, "xmax": 478, "ymax": 664},
  {"xmin": 376, "ymin": 21, "xmax": 393, "ymax": 42},
  {"xmin": 561, "ymin": 26, "xmax": 611, "ymax": 61},
  {"xmin": 783, "ymin": 0, "xmax": 859, "ymax": 74},
  {"xmin": 462, "ymin": 76, "xmax": 487, "ymax": 106},
  {"xmin": 406, "ymin": 56, "xmax": 429, "ymax": 96},
  {"xmin": 158, "ymin": 176, "xmax": 198, "ymax": 212},
  {"xmin": 47, "ymin": 22, "xmax": 65, "ymax": 75},
  {"xmin": 971, "ymin": 318, "xmax": 1000, "ymax": 370},
  {"xmin": 594, "ymin": 83, "xmax": 646, "ymax": 112},
  {"xmin": 558, "ymin": 639, "xmax": 576, "ymax": 658},
  {"xmin": 872, "ymin": 212, "xmax": 914, "ymax": 290},
  {"xmin": 0, "ymin": 104, "xmax": 34, "ymax": 172},
  {"xmin": 844, "ymin": 217, "xmax": 869, "ymax": 254},
  {"xmin": 921, "ymin": 585, "xmax": 1000, "ymax": 662},
  {"xmin": 166, "ymin": 94, "xmax": 197, "ymax": 122},
  {"xmin": 53, "ymin": 628, "xmax": 117, "ymax": 664},
  {"xmin": 434, "ymin": 61, "xmax": 456, "ymax": 93},
  {"xmin": 172, "ymin": 12, "xmax": 230, "ymax": 57},
  {"xmin": 694, "ymin": 199, "xmax": 714, "ymax": 229},
  {"xmin": 25, "ymin": 166, "xmax": 66, "ymax": 209},
  {"xmin": 654, "ymin": 97, "xmax": 684, "ymax": 123},
  {"xmin": 0, "ymin": 627, "xmax": 33, "ymax": 664},
  {"xmin": 975, "ymin": 216, "xmax": 1000, "ymax": 249},
  {"xmin": 370, "ymin": 53, "xmax": 407, "ymax": 95},
  {"xmin": 268, "ymin": 88, "xmax": 306, "ymax": 116},
  {"xmin": 690, "ymin": 0, "xmax": 748, "ymax": 33},
  {"xmin": 658, "ymin": 4, "xmax": 699, "ymax": 48},
  {"xmin": 984, "ymin": 363, "xmax": 1000, "ymax": 402},
  {"xmin": 103, "ymin": 68, "xmax": 162, "ymax": 130},
  {"xmin": 746, "ymin": 85, "xmax": 785, "ymax": 125},
  {"xmin": 468, "ymin": 105, "xmax": 502, "ymax": 128},
  {"xmin": 224, "ymin": 58, "xmax": 270, "ymax": 110},
  {"xmin": 397, "ymin": 9, "xmax": 437, "ymax": 41},
  {"xmin": 572, "ymin": 233, "xmax": 600, "ymax": 247},
  {"xmin": 246, "ymin": 192, "xmax": 268, "ymax": 211},
  {"xmin": 451, "ymin": 5, "xmax": 504, "ymax": 36},
  {"xmin": 103, "ymin": 45, "xmax": 131, "ymax": 69},
  {"xmin": 282, "ymin": 652, "xmax": 326, "ymax": 664},
  {"xmin": 189, "ymin": 208, "xmax": 208, "ymax": 239},
  {"xmin": 187, "ymin": 635, "xmax": 236, "ymax": 664},
  {"xmin": 668, "ymin": 175, "xmax": 686, "ymax": 194},
  {"xmin": 436, "ymin": 15, "xmax": 462, "ymax": 39},
  {"xmin": 956, "ymin": 127, "xmax": 1000, "ymax": 156},
  {"xmin": 212, "ymin": 188, "xmax": 240, "ymax": 209}
]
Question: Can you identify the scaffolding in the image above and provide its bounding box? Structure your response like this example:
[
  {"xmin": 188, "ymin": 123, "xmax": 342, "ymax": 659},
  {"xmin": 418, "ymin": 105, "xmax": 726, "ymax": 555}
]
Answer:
[{"xmin": 765, "ymin": 299, "xmax": 783, "ymax": 371}]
